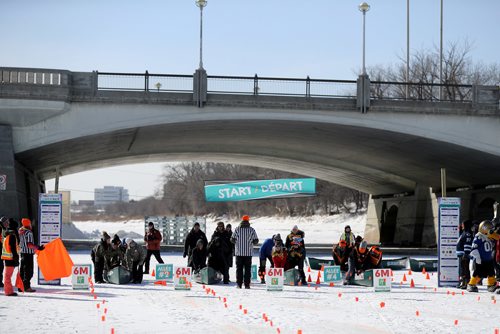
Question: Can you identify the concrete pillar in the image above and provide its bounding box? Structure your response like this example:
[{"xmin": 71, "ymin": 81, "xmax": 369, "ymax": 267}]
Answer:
[
  {"xmin": 0, "ymin": 124, "xmax": 42, "ymax": 222},
  {"xmin": 0, "ymin": 124, "xmax": 21, "ymax": 219},
  {"xmin": 193, "ymin": 69, "xmax": 207, "ymax": 107},
  {"xmin": 364, "ymin": 195, "xmax": 381, "ymax": 244}
]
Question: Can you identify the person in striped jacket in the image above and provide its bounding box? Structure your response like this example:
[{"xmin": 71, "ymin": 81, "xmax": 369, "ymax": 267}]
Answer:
[
  {"xmin": 18, "ymin": 218, "xmax": 44, "ymax": 292},
  {"xmin": 231, "ymin": 215, "xmax": 258, "ymax": 289}
]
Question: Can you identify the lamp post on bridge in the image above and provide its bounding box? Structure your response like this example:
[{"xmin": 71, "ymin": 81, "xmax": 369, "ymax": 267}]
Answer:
[
  {"xmin": 195, "ymin": 0, "xmax": 207, "ymax": 70},
  {"xmin": 357, "ymin": 2, "xmax": 370, "ymax": 113},
  {"xmin": 194, "ymin": 0, "xmax": 208, "ymax": 107}
]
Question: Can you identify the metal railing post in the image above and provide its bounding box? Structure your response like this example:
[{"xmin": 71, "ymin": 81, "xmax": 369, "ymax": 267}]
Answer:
[
  {"xmin": 145, "ymin": 70, "xmax": 149, "ymax": 92},
  {"xmin": 306, "ymin": 76, "xmax": 311, "ymax": 99},
  {"xmin": 253, "ymin": 74, "xmax": 259, "ymax": 96}
]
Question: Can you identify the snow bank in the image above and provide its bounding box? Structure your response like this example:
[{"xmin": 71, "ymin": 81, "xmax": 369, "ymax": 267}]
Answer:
[{"xmin": 70, "ymin": 213, "xmax": 367, "ymax": 244}]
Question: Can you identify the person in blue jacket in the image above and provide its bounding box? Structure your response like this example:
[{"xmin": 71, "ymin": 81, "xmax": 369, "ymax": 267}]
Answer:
[
  {"xmin": 258, "ymin": 235, "xmax": 276, "ymax": 284},
  {"xmin": 456, "ymin": 219, "xmax": 473, "ymax": 289}
]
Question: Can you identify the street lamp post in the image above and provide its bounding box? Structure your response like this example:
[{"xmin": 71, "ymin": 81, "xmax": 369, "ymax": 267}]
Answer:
[
  {"xmin": 359, "ymin": 2, "xmax": 370, "ymax": 76},
  {"xmin": 406, "ymin": 0, "xmax": 410, "ymax": 99},
  {"xmin": 358, "ymin": 2, "xmax": 370, "ymax": 114},
  {"xmin": 195, "ymin": 0, "xmax": 207, "ymax": 70}
]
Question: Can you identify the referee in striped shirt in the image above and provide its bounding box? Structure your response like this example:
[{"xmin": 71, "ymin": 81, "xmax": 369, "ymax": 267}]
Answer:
[
  {"xmin": 231, "ymin": 215, "xmax": 258, "ymax": 289},
  {"xmin": 19, "ymin": 218, "xmax": 44, "ymax": 292}
]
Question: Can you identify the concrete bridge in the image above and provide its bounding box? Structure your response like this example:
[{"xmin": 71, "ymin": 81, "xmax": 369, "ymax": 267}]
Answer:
[{"xmin": 1, "ymin": 67, "xmax": 499, "ymax": 247}]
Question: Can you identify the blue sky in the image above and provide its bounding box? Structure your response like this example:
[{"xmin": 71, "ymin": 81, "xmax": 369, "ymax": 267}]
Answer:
[{"xmin": 2, "ymin": 0, "xmax": 498, "ymax": 201}]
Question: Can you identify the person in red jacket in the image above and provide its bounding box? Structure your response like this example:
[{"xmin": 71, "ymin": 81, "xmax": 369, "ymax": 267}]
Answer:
[
  {"xmin": 143, "ymin": 222, "xmax": 164, "ymax": 274},
  {"xmin": 271, "ymin": 234, "xmax": 287, "ymax": 269}
]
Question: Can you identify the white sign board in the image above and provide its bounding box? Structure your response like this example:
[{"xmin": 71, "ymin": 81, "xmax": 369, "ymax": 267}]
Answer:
[
  {"xmin": 438, "ymin": 197, "xmax": 460, "ymax": 287},
  {"xmin": 72, "ymin": 264, "xmax": 92, "ymax": 290},
  {"xmin": 373, "ymin": 269, "xmax": 392, "ymax": 292},
  {"xmin": 38, "ymin": 193, "xmax": 63, "ymax": 285},
  {"xmin": 0, "ymin": 174, "xmax": 6, "ymax": 190},
  {"xmin": 173, "ymin": 266, "xmax": 192, "ymax": 290},
  {"xmin": 266, "ymin": 268, "xmax": 284, "ymax": 291}
]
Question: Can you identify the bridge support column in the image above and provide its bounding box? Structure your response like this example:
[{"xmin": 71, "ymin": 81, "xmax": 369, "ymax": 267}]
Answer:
[
  {"xmin": 0, "ymin": 124, "xmax": 43, "ymax": 221},
  {"xmin": 364, "ymin": 185, "xmax": 438, "ymax": 247},
  {"xmin": 193, "ymin": 69, "xmax": 207, "ymax": 107}
]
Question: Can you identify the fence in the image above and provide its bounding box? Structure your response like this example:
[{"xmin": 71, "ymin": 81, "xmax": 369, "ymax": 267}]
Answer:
[
  {"xmin": 370, "ymin": 81, "xmax": 473, "ymax": 102},
  {"xmin": 97, "ymin": 71, "xmax": 193, "ymax": 93},
  {"xmin": 1, "ymin": 67, "xmax": 68, "ymax": 86},
  {"xmin": 144, "ymin": 216, "xmax": 207, "ymax": 246}
]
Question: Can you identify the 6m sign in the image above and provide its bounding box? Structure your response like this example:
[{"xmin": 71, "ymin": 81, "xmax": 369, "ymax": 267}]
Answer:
[
  {"xmin": 373, "ymin": 269, "xmax": 392, "ymax": 292},
  {"xmin": 266, "ymin": 268, "xmax": 284, "ymax": 291},
  {"xmin": 71, "ymin": 264, "xmax": 92, "ymax": 290},
  {"xmin": 174, "ymin": 266, "xmax": 192, "ymax": 290}
]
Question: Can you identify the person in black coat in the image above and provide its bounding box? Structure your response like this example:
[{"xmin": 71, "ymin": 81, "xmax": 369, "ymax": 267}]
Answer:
[
  {"xmin": 208, "ymin": 222, "xmax": 231, "ymax": 284},
  {"xmin": 184, "ymin": 223, "xmax": 208, "ymax": 265},
  {"xmin": 190, "ymin": 239, "xmax": 208, "ymax": 273},
  {"xmin": 225, "ymin": 224, "xmax": 234, "ymax": 268}
]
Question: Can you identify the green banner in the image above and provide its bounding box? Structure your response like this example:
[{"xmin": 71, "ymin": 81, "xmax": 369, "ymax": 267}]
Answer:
[{"xmin": 204, "ymin": 178, "xmax": 316, "ymax": 202}]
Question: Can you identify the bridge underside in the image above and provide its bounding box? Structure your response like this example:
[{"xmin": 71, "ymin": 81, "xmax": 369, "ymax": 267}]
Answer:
[{"xmin": 15, "ymin": 120, "xmax": 500, "ymax": 195}]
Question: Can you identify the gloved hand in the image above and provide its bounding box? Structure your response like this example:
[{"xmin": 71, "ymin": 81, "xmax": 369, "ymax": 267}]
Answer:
[
  {"xmin": 183, "ymin": 253, "xmax": 187, "ymax": 258},
  {"xmin": 38, "ymin": 245, "xmax": 45, "ymax": 251}
]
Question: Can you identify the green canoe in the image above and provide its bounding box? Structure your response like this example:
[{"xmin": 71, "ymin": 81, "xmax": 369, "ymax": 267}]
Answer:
[
  {"xmin": 106, "ymin": 266, "xmax": 132, "ymax": 284},
  {"xmin": 409, "ymin": 258, "xmax": 438, "ymax": 272},
  {"xmin": 284, "ymin": 268, "xmax": 301, "ymax": 285},
  {"xmin": 193, "ymin": 267, "xmax": 223, "ymax": 285},
  {"xmin": 307, "ymin": 257, "xmax": 335, "ymax": 270},
  {"xmin": 380, "ymin": 257, "xmax": 408, "ymax": 270}
]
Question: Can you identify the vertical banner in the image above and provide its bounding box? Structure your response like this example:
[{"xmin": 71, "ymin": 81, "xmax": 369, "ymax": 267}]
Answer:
[
  {"xmin": 438, "ymin": 197, "xmax": 461, "ymax": 287},
  {"xmin": 251, "ymin": 264, "xmax": 258, "ymax": 281},
  {"xmin": 38, "ymin": 193, "xmax": 63, "ymax": 285},
  {"xmin": 71, "ymin": 264, "xmax": 92, "ymax": 290},
  {"xmin": 174, "ymin": 266, "xmax": 192, "ymax": 290},
  {"xmin": 266, "ymin": 268, "xmax": 284, "ymax": 291},
  {"xmin": 373, "ymin": 269, "xmax": 392, "ymax": 292}
]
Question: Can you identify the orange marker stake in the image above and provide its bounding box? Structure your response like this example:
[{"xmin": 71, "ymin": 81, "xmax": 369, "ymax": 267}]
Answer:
[
  {"xmin": 355, "ymin": 297, "xmax": 359, "ymax": 302},
  {"xmin": 101, "ymin": 315, "xmax": 106, "ymax": 322},
  {"xmin": 416, "ymin": 311, "xmax": 420, "ymax": 317},
  {"xmin": 454, "ymin": 320, "xmax": 458, "ymax": 326},
  {"xmin": 380, "ymin": 302, "xmax": 385, "ymax": 308}
]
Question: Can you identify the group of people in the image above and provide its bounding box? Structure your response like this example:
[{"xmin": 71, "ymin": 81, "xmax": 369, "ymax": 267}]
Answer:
[
  {"xmin": 331, "ymin": 225, "xmax": 382, "ymax": 284},
  {"xmin": 90, "ymin": 221, "xmax": 164, "ymax": 284},
  {"xmin": 0, "ymin": 216, "xmax": 44, "ymax": 296},
  {"xmin": 456, "ymin": 202, "xmax": 500, "ymax": 293}
]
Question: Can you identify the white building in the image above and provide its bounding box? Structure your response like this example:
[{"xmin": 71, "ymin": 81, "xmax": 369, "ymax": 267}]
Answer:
[{"xmin": 94, "ymin": 186, "xmax": 129, "ymax": 206}]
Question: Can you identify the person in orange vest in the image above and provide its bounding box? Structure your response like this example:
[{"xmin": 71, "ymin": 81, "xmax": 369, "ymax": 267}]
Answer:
[
  {"xmin": 1, "ymin": 219, "xmax": 21, "ymax": 296},
  {"xmin": 18, "ymin": 218, "xmax": 44, "ymax": 292}
]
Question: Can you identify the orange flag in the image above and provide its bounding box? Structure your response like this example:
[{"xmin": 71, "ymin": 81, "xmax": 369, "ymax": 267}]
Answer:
[
  {"xmin": 16, "ymin": 271, "xmax": 25, "ymax": 292},
  {"xmin": 36, "ymin": 238, "xmax": 74, "ymax": 281}
]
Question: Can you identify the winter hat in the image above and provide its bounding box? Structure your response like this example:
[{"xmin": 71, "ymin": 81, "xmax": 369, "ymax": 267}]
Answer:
[
  {"xmin": 242, "ymin": 215, "xmax": 250, "ymax": 222},
  {"xmin": 345, "ymin": 225, "xmax": 351, "ymax": 231},
  {"xmin": 274, "ymin": 233, "xmax": 282, "ymax": 242},
  {"xmin": 102, "ymin": 231, "xmax": 111, "ymax": 240},
  {"xmin": 21, "ymin": 218, "xmax": 31, "ymax": 228},
  {"xmin": 125, "ymin": 238, "xmax": 134, "ymax": 246},
  {"xmin": 196, "ymin": 239, "xmax": 204, "ymax": 247},
  {"xmin": 292, "ymin": 225, "xmax": 299, "ymax": 231}
]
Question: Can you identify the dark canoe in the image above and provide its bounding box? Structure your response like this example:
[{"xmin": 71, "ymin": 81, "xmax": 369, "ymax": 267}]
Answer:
[
  {"xmin": 380, "ymin": 257, "xmax": 408, "ymax": 270},
  {"xmin": 308, "ymin": 257, "xmax": 336, "ymax": 270},
  {"xmin": 284, "ymin": 268, "xmax": 301, "ymax": 285},
  {"xmin": 194, "ymin": 267, "xmax": 223, "ymax": 285},
  {"xmin": 106, "ymin": 266, "xmax": 132, "ymax": 284},
  {"xmin": 409, "ymin": 258, "xmax": 438, "ymax": 272},
  {"xmin": 350, "ymin": 269, "xmax": 373, "ymax": 287}
]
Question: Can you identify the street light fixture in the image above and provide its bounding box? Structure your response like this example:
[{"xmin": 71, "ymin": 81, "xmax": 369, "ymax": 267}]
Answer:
[
  {"xmin": 195, "ymin": 0, "xmax": 207, "ymax": 70},
  {"xmin": 358, "ymin": 2, "xmax": 370, "ymax": 76}
]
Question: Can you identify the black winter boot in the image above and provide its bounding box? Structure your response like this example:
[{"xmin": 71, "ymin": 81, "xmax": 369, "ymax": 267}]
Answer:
[{"xmin": 467, "ymin": 284, "xmax": 478, "ymax": 292}]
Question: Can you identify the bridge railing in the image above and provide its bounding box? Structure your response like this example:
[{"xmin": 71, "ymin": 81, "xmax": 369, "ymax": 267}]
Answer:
[
  {"xmin": 0, "ymin": 67, "xmax": 69, "ymax": 86},
  {"xmin": 97, "ymin": 71, "xmax": 193, "ymax": 92},
  {"xmin": 207, "ymin": 75, "xmax": 358, "ymax": 98},
  {"xmin": 370, "ymin": 81, "xmax": 473, "ymax": 102}
]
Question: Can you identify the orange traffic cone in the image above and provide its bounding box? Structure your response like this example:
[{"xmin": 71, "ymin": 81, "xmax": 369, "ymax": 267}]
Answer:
[
  {"xmin": 307, "ymin": 275, "xmax": 312, "ymax": 283},
  {"xmin": 410, "ymin": 279, "xmax": 415, "ymax": 288},
  {"xmin": 422, "ymin": 267, "xmax": 427, "ymax": 274},
  {"xmin": 316, "ymin": 275, "xmax": 321, "ymax": 285},
  {"xmin": 408, "ymin": 270, "xmax": 412, "ymax": 276},
  {"xmin": 402, "ymin": 274, "xmax": 407, "ymax": 282},
  {"xmin": 329, "ymin": 282, "xmax": 335, "ymax": 287},
  {"xmin": 426, "ymin": 273, "xmax": 430, "ymax": 280},
  {"xmin": 317, "ymin": 271, "xmax": 322, "ymax": 279},
  {"xmin": 307, "ymin": 267, "xmax": 311, "ymax": 273},
  {"xmin": 151, "ymin": 269, "xmax": 156, "ymax": 277},
  {"xmin": 320, "ymin": 265, "xmax": 325, "ymax": 272}
]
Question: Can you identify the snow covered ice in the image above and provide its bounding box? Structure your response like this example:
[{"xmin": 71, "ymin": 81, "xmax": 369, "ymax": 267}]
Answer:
[{"xmin": 3, "ymin": 251, "xmax": 500, "ymax": 334}]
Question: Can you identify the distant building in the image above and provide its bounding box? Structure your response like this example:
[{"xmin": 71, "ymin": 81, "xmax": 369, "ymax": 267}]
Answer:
[
  {"xmin": 94, "ymin": 186, "xmax": 129, "ymax": 206},
  {"xmin": 78, "ymin": 200, "xmax": 95, "ymax": 207}
]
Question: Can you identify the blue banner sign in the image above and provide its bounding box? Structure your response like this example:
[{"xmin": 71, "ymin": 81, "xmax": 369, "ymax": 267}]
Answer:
[{"xmin": 204, "ymin": 178, "xmax": 316, "ymax": 202}]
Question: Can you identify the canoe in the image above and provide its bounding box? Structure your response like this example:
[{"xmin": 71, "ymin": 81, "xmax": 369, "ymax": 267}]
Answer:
[
  {"xmin": 193, "ymin": 267, "xmax": 223, "ymax": 285},
  {"xmin": 284, "ymin": 268, "xmax": 301, "ymax": 285},
  {"xmin": 350, "ymin": 269, "xmax": 374, "ymax": 287},
  {"xmin": 380, "ymin": 257, "xmax": 408, "ymax": 270},
  {"xmin": 409, "ymin": 258, "xmax": 438, "ymax": 272},
  {"xmin": 307, "ymin": 257, "xmax": 335, "ymax": 270},
  {"xmin": 106, "ymin": 266, "xmax": 132, "ymax": 284}
]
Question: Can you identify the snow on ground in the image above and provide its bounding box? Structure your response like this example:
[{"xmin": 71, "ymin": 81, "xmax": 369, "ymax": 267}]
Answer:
[
  {"xmin": 68, "ymin": 213, "xmax": 367, "ymax": 244},
  {"xmin": 3, "ymin": 251, "xmax": 500, "ymax": 334}
]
